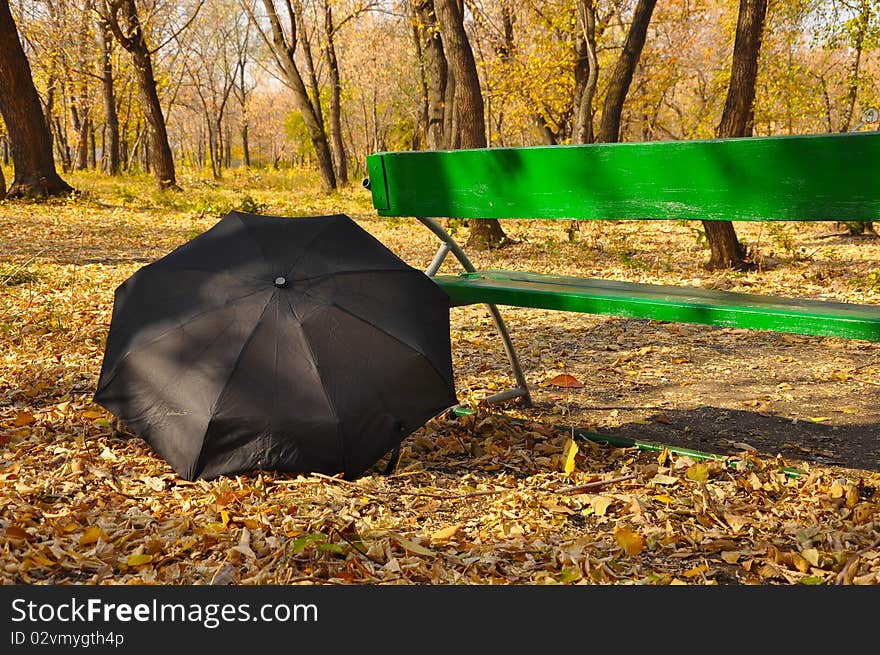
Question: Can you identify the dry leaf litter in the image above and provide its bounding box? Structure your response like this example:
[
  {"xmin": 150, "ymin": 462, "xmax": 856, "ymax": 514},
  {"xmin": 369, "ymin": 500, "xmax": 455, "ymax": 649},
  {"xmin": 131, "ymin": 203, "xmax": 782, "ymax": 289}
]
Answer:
[{"xmin": 1, "ymin": 174, "xmax": 878, "ymax": 585}]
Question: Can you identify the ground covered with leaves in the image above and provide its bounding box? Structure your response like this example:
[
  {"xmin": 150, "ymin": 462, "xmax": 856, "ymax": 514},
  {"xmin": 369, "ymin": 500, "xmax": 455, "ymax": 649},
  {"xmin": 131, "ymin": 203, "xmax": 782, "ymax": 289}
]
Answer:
[{"xmin": 1, "ymin": 169, "xmax": 878, "ymax": 585}]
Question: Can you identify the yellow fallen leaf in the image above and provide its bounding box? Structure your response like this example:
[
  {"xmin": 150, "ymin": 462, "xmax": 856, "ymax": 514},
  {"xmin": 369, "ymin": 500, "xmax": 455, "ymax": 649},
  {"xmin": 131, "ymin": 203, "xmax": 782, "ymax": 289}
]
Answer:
[
  {"xmin": 220, "ymin": 510, "xmax": 230, "ymax": 526},
  {"xmin": 79, "ymin": 526, "xmax": 107, "ymax": 545},
  {"xmin": 430, "ymin": 525, "xmax": 460, "ymax": 542},
  {"xmin": 30, "ymin": 554, "xmax": 55, "ymax": 567},
  {"xmin": 562, "ymin": 438, "xmax": 578, "ymax": 476},
  {"xmin": 394, "ymin": 535, "xmax": 436, "ymax": 557},
  {"xmin": 808, "ymin": 416, "xmax": 831, "ymax": 423},
  {"xmin": 683, "ymin": 564, "xmax": 708, "ymax": 578},
  {"xmin": 589, "ymin": 495, "xmax": 614, "ymax": 516},
  {"xmin": 127, "ymin": 554, "xmax": 153, "ymax": 567},
  {"xmin": 800, "ymin": 548, "xmax": 821, "ymax": 568},
  {"xmin": 791, "ymin": 552, "xmax": 810, "ymax": 573},
  {"xmin": 653, "ymin": 494, "xmax": 674, "ymax": 504},
  {"xmin": 686, "ymin": 462, "xmax": 709, "ymax": 482},
  {"xmin": 81, "ymin": 410, "xmax": 105, "ymax": 420},
  {"xmin": 614, "ymin": 528, "xmax": 644, "ymax": 555}
]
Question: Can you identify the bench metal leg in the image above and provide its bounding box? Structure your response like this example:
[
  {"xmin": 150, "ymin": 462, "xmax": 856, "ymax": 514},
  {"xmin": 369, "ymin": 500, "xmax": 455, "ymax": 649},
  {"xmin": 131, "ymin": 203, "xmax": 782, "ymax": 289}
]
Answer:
[{"xmin": 416, "ymin": 216, "xmax": 532, "ymax": 407}]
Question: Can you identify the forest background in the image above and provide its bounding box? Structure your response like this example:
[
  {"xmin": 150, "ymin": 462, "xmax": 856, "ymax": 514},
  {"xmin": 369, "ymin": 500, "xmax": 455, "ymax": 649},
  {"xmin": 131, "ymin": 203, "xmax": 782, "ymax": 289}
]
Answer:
[{"xmin": 1, "ymin": 0, "xmax": 878, "ymax": 198}]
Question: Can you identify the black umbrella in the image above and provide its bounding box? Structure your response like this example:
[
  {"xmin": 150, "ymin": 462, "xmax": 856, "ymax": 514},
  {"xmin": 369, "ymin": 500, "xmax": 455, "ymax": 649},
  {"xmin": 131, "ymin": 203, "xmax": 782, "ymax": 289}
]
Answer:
[{"xmin": 94, "ymin": 212, "xmax": 457, "ymax": 481}]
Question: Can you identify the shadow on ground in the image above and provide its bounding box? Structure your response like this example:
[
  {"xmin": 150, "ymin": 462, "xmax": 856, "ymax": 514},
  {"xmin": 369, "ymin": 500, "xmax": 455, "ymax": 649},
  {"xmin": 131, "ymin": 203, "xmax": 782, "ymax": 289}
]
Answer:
[{"xmin": 523, "ymin": 402, "xmax": 880, "ymax": 472}]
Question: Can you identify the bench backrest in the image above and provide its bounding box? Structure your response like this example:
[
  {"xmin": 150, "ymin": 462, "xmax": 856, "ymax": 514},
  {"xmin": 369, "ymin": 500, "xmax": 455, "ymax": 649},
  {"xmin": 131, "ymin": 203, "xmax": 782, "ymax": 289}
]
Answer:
[{"xmin": 366, "ymin": 132, "xmax": 880, "ymax": 222}]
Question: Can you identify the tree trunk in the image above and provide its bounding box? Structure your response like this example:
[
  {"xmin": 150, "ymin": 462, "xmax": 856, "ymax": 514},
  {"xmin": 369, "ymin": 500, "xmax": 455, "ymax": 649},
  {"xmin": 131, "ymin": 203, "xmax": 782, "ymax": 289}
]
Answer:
[
  {"xmin": 573, "ymin": 0, "xmax": 599, "ymax": 145},
  {"xmin": 0, "ymin": 0, "xmax": 73, "ymax": 198},
  {"xmin": 323, "ymin": 1, "xmax": 347, "ymax": 186},
  {"xmin": 703, "ymin": 0, "xmax": 768, "ymax": 270},
  {"xmin": 241, "ymin": 123, "xmax": 250, "ymax": 168},
  {"xmin": 413, "ymin": 1, "xmax": 448, "ymax": 150},
  {"xmin": 106, "ymin": 0, "xmax": 177, "ymax": 190},
  {"xmin": 409, "ymin": 5, "xmax": 429, "ymax": 150},
  {"xmin": 52, "ymin": 115, "xmax": 72, "ymax": 173},
  {"xmin": 245, "ymin": 0, "xmax": 336, "ymax": 190},
  {"xmin": 100, "ymin": 17, "xmax": 120, "ymax": 175},
  {"xmin": 434, "ymin": 0, "xmax": 506, "ymax": 249},
  {"xmin": 596, "ymin": 0, "xmax": 656, "ymax": 143}
]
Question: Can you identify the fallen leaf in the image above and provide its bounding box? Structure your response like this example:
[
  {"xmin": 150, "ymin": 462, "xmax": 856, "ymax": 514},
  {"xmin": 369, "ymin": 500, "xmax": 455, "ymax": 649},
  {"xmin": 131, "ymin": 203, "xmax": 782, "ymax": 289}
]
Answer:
[
  {"xmin": 649, "ymin": 474, "xmax": 679, "ymax": 486},
  {"xmin": 393, "ymin": 535, "xmax": 436, "ymax": 557},
  {"xmin": 562, "ymin": 438, "xmax": 578, "ymax": 476},
  {"xmin": 4, "ymin": 525, "xmax": 30, "ymax": 540},
  {"xmin": 724, "ymin": 513, "xmax": 749, "ymax": 533},
  {"xmin": 686, "ymin": 463, "xmax": 709, "ymax": 482},
  {"xmin": 430, "ymin": 525, "xmax": 460, "ymax": 542},
  {"xmin": 800, "ymin": 548, "xmax": 821, "ymax": 568},
  {"xmin": 790, "ymin": 552, "xmax": 810, "ymax": 573},
  {"xmin": 210, "ymin": 563, "xmax": 238, "ymax": 585},
  {"xmin": 545, "ymin": 373, "xmax": 584, "ymax": 388},
  {"xmin": 30, "ymin": 554, "xmax": 55, "ymax": 567},
  {"xmin": 589, "ymin": 495, "xmax": 614, "ymax": 516},
  {"xmin": 13, "ymin": 412, "xmax": 36, "ymax": 427},
  {"xmin": 126, "ymin": 554, "xmax": 153, "ymax": 567},
  {"xmin": 683, "ymin": 564, "xmax": 708, "ymax": 578},
  {"xmin": 721, "ymin": 550, "xmax": 742, "ymax": 564},
  {"xmin": 79, "ymin": 526, "xmax": 107, "ymax": 545},
  {"xmin": 614, "ymin": 528, "xmax": 644, "ymax": 555}
]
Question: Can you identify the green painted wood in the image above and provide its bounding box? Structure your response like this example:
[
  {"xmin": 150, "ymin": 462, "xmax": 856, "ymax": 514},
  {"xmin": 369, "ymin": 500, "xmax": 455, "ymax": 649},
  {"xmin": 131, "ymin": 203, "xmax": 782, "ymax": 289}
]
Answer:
[
  {"xmin": 434, "ymin": 270, "xmax": 880, "ymax": 341},
  {"xmin": 367, "ymin": 132, "xmax": 880, "ymax": 222}
]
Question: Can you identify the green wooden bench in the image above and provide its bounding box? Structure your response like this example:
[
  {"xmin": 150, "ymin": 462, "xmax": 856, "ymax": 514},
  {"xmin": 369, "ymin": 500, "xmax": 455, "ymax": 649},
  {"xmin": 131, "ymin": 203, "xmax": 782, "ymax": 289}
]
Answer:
[{"xmin": 364, "ymin": 132, "xmax": 880, "ymax": 406}]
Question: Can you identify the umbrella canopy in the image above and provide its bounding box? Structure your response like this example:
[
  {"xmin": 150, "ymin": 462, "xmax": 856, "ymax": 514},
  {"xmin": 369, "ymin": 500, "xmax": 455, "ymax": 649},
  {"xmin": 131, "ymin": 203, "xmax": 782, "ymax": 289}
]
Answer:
[{"xmin": 94, "ymin": 212, "xmax": 457, "ymax": 481}]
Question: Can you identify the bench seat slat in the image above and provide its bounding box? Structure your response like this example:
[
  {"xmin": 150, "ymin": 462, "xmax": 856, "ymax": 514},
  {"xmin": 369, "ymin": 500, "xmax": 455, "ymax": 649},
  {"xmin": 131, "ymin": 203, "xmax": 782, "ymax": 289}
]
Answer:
[{"xmin": 434, "ymin": 270, "xmax": 880, "ymax": 341}]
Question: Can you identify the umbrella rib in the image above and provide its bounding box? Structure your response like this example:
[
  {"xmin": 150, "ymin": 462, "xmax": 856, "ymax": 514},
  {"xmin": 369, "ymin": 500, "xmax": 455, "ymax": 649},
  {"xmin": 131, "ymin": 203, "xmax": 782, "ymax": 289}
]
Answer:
[
  {"xmin": 325, "ymin": 301, "xmax": 455, "ymax": 394},
  {"xmin": 282, "ymin": 294, "xmax": 341, "ymax": 426},
  {"xmin": 281, "ymin": 293, "xmax": 345, "ymax": 474},
  {"xmin": 95, "ymin": 288, "xmax": 272, "ymax": 397},
  {"xmin": 206, "ymin": 292, "xmax": 280, "ymax": 419},
  {"xmin": 234, "ymin": 211, "xmax": 339, "ymax": 277}
]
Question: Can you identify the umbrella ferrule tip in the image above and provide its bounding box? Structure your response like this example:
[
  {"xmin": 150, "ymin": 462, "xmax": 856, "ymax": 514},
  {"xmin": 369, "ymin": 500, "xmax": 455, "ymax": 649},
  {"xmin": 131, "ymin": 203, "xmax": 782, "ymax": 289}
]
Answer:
[{"xmin": 274, "ymin": 277, "xmax": 288, "ymax": 288}]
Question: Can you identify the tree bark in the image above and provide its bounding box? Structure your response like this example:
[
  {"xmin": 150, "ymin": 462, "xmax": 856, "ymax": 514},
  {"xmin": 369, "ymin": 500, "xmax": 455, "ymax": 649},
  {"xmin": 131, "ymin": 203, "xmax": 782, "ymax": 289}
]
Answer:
[
  {"xmin": 434, "ymin": 0, "xmax": 506, "ymax": 249},
  {"xmin": 105, "ymin": 0, "xmax": 177, "ymax": 190},
  {"xmin": 0, "ymin": 0, "xmax": 73, "ymax": 198},
  {"xmin": 100, "ymin": 17, "xmax": 121, "ymax": 175},
  {"xmin": 703, "ymin": 0, "xmax": 768, "ymax": 270},
  {"xmin": 573, "ymin": 0, "xmax": 599, "ymax": 145},
  {"xmin": 323, "ymin": 1, "xmax": 348, "ymax": 186},
  {"xmin": 413, "ymin": 1, "xmax": 448, "ymax": 151},
  {"xmin": 595, "ymin": 0, "xmax": 656, "ymax": 143}
]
